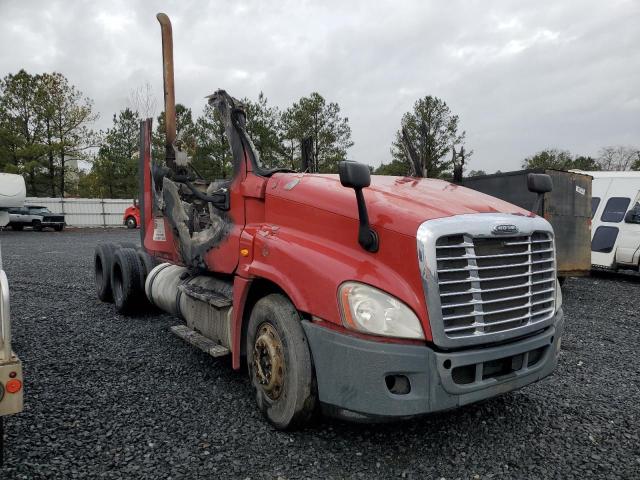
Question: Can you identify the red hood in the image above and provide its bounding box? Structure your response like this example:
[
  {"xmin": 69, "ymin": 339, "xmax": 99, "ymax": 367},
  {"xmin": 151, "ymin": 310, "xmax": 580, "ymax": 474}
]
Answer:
[{"xmin": 267, "ymin": 173, "xmax": 533, "ymax": 237}]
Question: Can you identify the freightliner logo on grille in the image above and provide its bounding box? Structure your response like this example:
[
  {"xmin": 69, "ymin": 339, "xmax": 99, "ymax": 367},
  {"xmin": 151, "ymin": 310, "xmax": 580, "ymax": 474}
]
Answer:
[{"xmin": 491, "ymin": 224, "xmax": 519, "ymax": 235}]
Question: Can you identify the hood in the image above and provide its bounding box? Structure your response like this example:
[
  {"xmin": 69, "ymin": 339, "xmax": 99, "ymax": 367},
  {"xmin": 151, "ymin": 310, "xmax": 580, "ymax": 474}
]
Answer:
[{"xmin": 267, "ymin": 173, "xmax": 534, "ymax": 237}]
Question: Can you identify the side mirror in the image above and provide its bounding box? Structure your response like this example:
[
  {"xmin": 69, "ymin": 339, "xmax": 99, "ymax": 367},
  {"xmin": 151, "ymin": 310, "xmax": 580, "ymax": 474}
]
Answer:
[
  {"xmin": 527, "ymin": 173, "xmax": 552, "ymax": 194},
  {"xmin": 339, "ymin": 161, "xmax": 371, "ymax": 189},
  {"xmin": 624, "ymin": 207, "xmax": 640, "ymax": 224},
  {"xmin": 338, "ymin": 161, "xmax": 378, "ymax": 253},
  {"xmin": 527, "ymin": 173, "xmax": 552, "ymax": 215}
]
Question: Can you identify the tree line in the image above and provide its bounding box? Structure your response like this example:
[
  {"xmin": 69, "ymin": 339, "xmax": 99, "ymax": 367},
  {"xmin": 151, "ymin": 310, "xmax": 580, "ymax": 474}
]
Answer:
[
  {"xmin": 0, "ymin": 70, "xmax": 97, "ymax": 196},
  {"xmin": 1, "ymin": 69, "xmax": 638, "ymax": 198},
  {"xmin": 0, "ymin": 70, "xmax": 355, "ymax": 198},
  {"xmin": 466, "ymin": 147, "xmax": 640, "ymax": 177}
]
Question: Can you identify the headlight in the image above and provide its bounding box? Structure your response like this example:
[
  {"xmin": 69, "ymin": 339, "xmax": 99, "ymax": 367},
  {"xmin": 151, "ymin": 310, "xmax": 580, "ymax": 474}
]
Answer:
[
  {"xmin": 555, "ymin": 279, "xmax": 563, "ymax": 311},
  {"xmin": 338, "ymin": 282, "xmax": 424, "ymax": 339}
]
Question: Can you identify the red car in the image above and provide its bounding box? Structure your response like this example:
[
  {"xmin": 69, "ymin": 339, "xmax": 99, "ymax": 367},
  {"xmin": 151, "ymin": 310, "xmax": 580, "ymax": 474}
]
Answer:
[{"xmin": 123, "ymin": 202, "xmax": 140, "ymax": 229}]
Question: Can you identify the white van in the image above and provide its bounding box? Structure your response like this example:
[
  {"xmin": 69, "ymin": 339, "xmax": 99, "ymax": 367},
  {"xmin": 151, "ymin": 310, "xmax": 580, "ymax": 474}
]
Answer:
[{"xmin": 578, "ymin": 171, "xmax": 640, "ymax": 271}]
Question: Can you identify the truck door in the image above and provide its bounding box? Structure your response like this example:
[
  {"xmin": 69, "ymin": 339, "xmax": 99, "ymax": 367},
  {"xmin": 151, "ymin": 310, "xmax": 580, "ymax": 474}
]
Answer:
[
  {"xmin": 199, "ymin": 172, "xmax": 246, "ymax": 274},
  {"xmin": 17, "ymin": 207, "xmax": 30, "ymax": 225},
  {"xmin": 615, "ymin": 190, "xmax": 640, "ymax": 267},
  {"xmin": 591, "ymin": 194, "xmax": 630, "ymax": 268}
]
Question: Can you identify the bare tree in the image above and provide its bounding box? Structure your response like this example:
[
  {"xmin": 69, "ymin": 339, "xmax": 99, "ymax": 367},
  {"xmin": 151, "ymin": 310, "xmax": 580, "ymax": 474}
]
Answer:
[
  {"xmin": 128, "ymin": 82, "xmax": 158, "ymax": 120},
  {"xmin": 452, "ymin": 145, "xmax": 467, "ymax": 182},
  {"xmin": 401, "ymin": 126, "xmax": 421, "ymax": 176},
  {"xmin": 598, "ymin": 145, "xmax": 640, "ymax": 171}
]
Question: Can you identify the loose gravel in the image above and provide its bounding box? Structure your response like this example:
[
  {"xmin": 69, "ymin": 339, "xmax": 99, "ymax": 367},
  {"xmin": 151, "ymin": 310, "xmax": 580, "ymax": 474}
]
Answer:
[{"xmin": 0, "ymin": 228, "xmax": 639, "ymax": 479}]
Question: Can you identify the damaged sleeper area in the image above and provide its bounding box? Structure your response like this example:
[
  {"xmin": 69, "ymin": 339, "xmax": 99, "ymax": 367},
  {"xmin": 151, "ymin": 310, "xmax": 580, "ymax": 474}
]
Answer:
[{"xmin": 151, "ymin": 90, "xmax": 257, "ymax": 268}]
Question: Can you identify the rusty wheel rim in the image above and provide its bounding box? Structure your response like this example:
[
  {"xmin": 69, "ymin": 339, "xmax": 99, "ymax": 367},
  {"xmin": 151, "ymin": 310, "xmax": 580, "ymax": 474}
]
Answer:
[{"xmin": 253, "ymin": 322, "xmax": 285, "ymax": 401}]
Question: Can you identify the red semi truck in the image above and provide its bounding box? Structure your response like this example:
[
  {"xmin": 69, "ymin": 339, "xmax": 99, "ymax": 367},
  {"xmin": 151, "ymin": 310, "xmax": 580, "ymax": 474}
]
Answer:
[
  {"xmin": 123, "ymin": 201, "xmax": 140, "ymax": 229},
  {"xmin": 94, "ymin": 14, "xmax": 564, "ymax": 429}
]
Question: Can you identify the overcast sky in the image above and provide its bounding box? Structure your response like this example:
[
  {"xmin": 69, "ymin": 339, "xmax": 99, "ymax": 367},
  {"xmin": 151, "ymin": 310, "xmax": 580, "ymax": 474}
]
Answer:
[{"xmin": 1, "ymin": 0, "xmax": 638, "ymax": 172}]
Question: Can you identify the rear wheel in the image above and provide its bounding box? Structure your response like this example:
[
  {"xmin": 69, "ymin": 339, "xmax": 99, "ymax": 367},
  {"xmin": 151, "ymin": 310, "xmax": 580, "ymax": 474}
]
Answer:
[
  {"xmin": 111, "ymin": 247, "xmax": 145, "ymax": 313},
  {"xmin": 32, "ymin": 220, "xmax": 42, "ymax": 231},
  {"xmin": 125, "ymin": 216, "xmax": 137, "ymax": 229},
  {"xmin": 94, "ymin": 243, "xmax": 118, "ymax": 302},
  {"xmin": 54, "ymin": 225, "xmax": 63, "ymax": 232},
  {"xmin": 11, "ymin": 225, "xmax": 23, "ymax": 231},
  {"xmin": 246, "ymin": 294, "xmax": 317, "ymax": 430},
  {"xmin": 137, "ymin": 249, "xmax": 159, "ymax": 279}
]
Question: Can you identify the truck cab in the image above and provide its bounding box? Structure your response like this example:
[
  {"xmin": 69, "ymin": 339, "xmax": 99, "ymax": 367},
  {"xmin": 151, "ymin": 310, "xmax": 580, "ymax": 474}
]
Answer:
[
  {"xmin": 93, "ymin": 14, "xmax": 564, "ymax": 429},
  {"xmin": 123, "ymin": 200, "xmax": 140, "ymax": 229}
]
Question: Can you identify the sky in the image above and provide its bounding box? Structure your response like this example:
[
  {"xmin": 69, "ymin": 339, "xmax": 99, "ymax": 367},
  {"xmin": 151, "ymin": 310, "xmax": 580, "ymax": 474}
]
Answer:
[{"xmin": 1, "ymin": 0, "xmax": 638, "ymax": 173}]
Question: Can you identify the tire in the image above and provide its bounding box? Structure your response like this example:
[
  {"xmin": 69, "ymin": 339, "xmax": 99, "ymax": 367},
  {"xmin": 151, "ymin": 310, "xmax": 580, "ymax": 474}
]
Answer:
[
  {"xmin": 119, "ymin": 242, "xmax": 139, "ymax": 250},
  {"xmin": 94, "ymin": 243, "xmax": 118, "ymax": 302},
  {"xmin": 137, "ymin": 249, "xmax": 159, "ymax": 279},
  {"xmin": 32, "ymin": 220, "xmax": 42, "ymax": 231},
  {"xmin": 125, "ymin": 216, "xmax": 137, "ymax": 229},
  {"xmin": 558, "ymin": 276, "xmax": 566, "ymax": 286},
  {"xmin": 111, "ymin": 247, "xmax": 145, "ymax": 313},
  {"xmin": 246, "ymin": 294, "xmax": 317, "ymax": 430},
  {"xmin": 54, "ymin": 225, "xmax": 63, "ymax": 232},
  {"xmin": 11, "ymin": 225, "xmax": 23, "ymax": 231}
]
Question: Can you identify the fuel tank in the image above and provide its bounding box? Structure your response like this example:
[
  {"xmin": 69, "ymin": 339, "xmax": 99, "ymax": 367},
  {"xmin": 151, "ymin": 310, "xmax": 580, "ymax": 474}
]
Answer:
[{"xmin": 145, "ymin": 263, "xmax": 233, "ymax": 349}]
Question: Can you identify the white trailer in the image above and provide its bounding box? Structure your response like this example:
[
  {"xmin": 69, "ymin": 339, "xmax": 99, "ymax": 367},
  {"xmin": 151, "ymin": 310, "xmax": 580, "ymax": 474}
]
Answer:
[
  {"xmin": 0, "ymin": 173, "xmax": 25, "ymax": 465},
  {"xmin": 578, "ymin": 171, "xmax": 640, "ymax": 271}
]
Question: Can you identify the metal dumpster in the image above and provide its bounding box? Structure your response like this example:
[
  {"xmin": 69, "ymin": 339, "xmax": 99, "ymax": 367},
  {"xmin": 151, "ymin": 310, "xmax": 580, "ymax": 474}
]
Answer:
[{"xmin": 461, "ymin": 169, "xmax": 592, "ymax": 278}]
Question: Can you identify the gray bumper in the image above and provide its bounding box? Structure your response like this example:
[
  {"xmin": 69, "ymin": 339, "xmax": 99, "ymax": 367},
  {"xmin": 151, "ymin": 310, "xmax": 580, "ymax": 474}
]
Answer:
[{"xmin": 302, "ymin": 308, "xmax": 564, "ymax": 420}]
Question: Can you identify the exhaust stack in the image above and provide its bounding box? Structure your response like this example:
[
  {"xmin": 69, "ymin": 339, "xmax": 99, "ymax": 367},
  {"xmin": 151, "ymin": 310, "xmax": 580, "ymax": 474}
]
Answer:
[{"xmin": 156, "ymin": 13, "xmax": 177, "ymax": 168}]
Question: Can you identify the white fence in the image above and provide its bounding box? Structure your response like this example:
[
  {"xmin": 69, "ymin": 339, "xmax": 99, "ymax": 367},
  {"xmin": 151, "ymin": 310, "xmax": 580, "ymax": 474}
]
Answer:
[{"xmin": 25, "ymin": 197, "xmax": 134, "ymax": 227}]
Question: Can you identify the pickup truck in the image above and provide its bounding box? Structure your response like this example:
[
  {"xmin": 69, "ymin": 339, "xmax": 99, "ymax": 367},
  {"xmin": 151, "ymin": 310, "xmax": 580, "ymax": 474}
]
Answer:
[{"xmin": 8, "ymin": 205, "xmax": 65, "ymax": 231}]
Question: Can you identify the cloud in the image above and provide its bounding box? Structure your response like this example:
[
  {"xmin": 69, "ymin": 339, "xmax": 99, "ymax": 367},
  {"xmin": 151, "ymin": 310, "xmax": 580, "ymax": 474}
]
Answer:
[{"xmin": 0, "ymin": 0, "xmax": 638, "ymax": 173}]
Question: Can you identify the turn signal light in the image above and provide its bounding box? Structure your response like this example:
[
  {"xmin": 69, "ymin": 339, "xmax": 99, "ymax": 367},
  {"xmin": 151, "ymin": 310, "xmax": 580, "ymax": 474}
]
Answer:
[
  {"xmin": 6, "ymin": 379, "xmax": 22, "ymax": 394},
  {"xmin": 240, "ymin": 248, "xmax": 249, "ymax": 257}
]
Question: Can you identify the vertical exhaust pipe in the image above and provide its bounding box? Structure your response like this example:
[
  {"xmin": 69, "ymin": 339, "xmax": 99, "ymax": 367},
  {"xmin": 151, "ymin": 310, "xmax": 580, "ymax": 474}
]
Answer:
[{"xmin": 156, "ymin": 13, "xmax": 177, "ymax": 168}]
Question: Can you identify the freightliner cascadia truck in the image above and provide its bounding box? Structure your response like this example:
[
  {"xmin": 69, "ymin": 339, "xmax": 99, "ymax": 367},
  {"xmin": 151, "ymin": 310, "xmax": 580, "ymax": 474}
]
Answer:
[{"xmin": 93, "ymin": 14, "xmax": 564, "ymax": 429}]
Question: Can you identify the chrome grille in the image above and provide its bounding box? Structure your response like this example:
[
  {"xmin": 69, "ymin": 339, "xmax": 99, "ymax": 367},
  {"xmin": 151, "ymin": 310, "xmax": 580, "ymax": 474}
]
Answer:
[{"xmin": 435, "ymin": 231, "xmax": 555, "ymax": 338}]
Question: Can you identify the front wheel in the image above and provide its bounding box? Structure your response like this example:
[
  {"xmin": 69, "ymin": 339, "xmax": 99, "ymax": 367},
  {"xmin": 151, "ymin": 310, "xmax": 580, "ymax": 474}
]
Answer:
[
  {"xmin": 125, "ymin": 216, "xmax": 137, "ymax": 229},
  {"xmin": 246, "ymin": 294, "xmax": 317, "ymax": 430},
  {"xmin": 32, "ymin": 220, "xmax": 42, "ymax": 231}
]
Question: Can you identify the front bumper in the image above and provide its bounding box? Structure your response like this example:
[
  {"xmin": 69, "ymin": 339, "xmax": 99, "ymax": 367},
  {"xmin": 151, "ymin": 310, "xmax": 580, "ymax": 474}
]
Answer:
[{"xmin": 302, "ymin": 308, "xmax": 563, "ymax": 421}]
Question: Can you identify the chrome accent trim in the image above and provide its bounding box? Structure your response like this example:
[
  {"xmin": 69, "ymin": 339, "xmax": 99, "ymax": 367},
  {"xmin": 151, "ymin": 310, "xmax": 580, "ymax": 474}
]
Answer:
[
  {"xmin": 436, "ymin": 258, "xmax": 553, "ymax": 273},
  {"xmin": 417, "ymin": 213, "xmax": 557, "ymax": 349}
]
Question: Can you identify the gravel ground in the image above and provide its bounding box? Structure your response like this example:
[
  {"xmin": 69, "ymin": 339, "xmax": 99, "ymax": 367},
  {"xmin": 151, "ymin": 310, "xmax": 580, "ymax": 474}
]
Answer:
[{"xmin": 0, "ymin": 228, "xmax": 639, "ymax": 479}]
